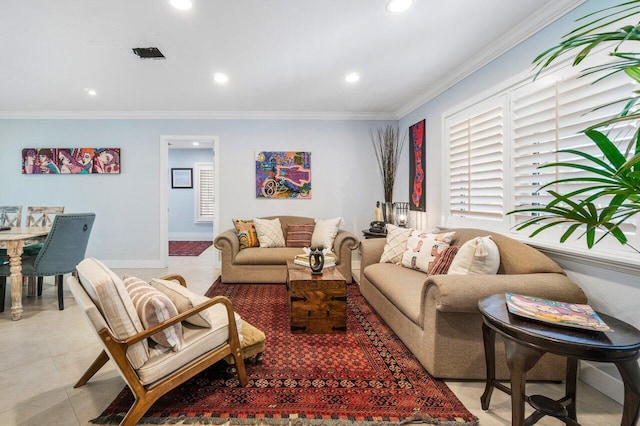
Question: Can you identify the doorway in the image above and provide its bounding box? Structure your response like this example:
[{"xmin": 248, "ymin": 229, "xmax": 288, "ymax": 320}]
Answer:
[{"xmin": 160, "ymin": 135, "xmax": 220, "ymax": 268}]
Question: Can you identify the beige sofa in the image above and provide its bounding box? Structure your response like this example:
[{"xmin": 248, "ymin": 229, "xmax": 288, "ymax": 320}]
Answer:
[
  {"xmin": 214, "ymin": 216, "xmax": 359, "ymax": 284},
  {"xmin": 358, "ymin": 228, "xmax": 588, "ymax": 380}
]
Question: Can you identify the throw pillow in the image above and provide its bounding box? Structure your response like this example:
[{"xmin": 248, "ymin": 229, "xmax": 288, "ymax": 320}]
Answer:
[
  {"xmin": 123, "ymin": 275, "xmax": 184, "ymax": 351},
  {"xmin": 379, "ymin": 224, "xmax": 413, "ymax": 264},
  {"xmin": 427, "ymin": 245, "xmax": 460, "ymax": 275},
  {"xmin": 286, "ymin": 223, "xmax": 315, "ymax": 247},
  {"xmin": 150, "ymin": 278, "xmax": 212, "ymax": 328},
  {"xmin": 253, "ymin": 217, "xmax": 286, "ymax": 248},
  {"xmin": 448, "ymin": 236, "xmax": 500, "ymax": 275},
  {"xmin": 233, "ymin": 219, "xmax": 259, "ymax": 249},
  {"xmin": 401, "ymin": 231, "xmax": 456, "ymax": 273},
  {"xmin": 311, "ymin": 217, "xmax": 344, "ymax": 250}
]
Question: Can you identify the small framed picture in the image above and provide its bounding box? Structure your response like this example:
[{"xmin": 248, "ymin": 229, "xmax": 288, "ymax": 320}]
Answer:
[{"xmin": 171, "ymin": 168, "xmax": 193, "ymax": 188}]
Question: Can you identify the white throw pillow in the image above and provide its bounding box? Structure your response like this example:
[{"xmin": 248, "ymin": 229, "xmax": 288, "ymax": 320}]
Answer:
[
  {"xmin": 380, "ymin": 224, "xmax": 413, "ymax": 264},
  {"xmin": 401, "ymin": 231, "xmax": 455, "ymax": 273},
  {"xmin": 448, "ymin": 236, "xmax": 500, "ymax": 275},
  {"xmin": 151, "ymin": 278, "xmax": 212, "ymax": 328},
  {"xmin": 253, "ymin": 217, "xmax": 286, "ymax": 248},
  {"xmin": 311, "ymin": 217, "xmax": 345, "ymax": 250}
]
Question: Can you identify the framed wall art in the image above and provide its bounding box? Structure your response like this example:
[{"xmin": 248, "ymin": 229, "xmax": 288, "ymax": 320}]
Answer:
[
  {"xmin": 255, "ymin": 151, "xmax": 311, "ymax": 199},
  {"xmin": 22, "ymin": 148, "xmax": 121, "ymax": 174},
  {"xmin": 171, "ymin": 168, "xmax": 193, "ymax": 189},
  {"xmin": 409, "ymin": 120, "xmax": 426, "ymax": 211}
]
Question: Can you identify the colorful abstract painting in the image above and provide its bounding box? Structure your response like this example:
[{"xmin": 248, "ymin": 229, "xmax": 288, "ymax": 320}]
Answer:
[
  {"xmin": 22, "ymin": 148, "xmax": 120, "ymax": 174},
  {"xmin": 409, "ymin": 120, "xmax": 425, "ymax": 211},
  {"xmin": 255, "ymin": 151, "xmax": 311, "ymax": 199}
]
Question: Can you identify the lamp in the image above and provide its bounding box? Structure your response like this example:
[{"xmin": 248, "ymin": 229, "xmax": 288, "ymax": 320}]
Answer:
[{"xmin": 394, "ymin": 202, "xmax": 409, "ymax": 227}]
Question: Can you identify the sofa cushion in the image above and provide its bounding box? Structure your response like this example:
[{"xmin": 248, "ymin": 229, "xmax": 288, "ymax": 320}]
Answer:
[
  {"xmin": 123, "ymin": 276, "xmax": 184, "ymax": 351},
  {"xmin": 75, "ymin": 258, "xmax": 149, "ymax": 369},
  {"xmin": 380, "ymin": 224, "xmax": 413, "ymax": 264},
  {"xmin": 286, "ymin": 223, "xmax": 314, "ymax": 248},
  {"xmin": 233, "ymin": 219, "xmax": 259, "ymax": 249},
  {"xmin": 363, "ymin": 263, "xmax": 427, "ymax": 326},
  {"xmin": 312, "ymin": 217, "xmax": 344, "ymax": 250},
  {"xmin": 151, "ymin": 278, "xmax": 212, "ymax": 328},
  {"xmin": 428, "ymin": 245, "xmax": 459, "ymax": 275},
  {"xmin": 401, "ymin": 231, "xmax": 455, "ymax": 273},
  {"xmin": 253, "ymin": 217, "xmax": 286, "ymax": 248},
  {"xmin": 234, "ymin": 247, "xmax": 305, "ymax": 265},
  {"xmin": 448, "ymin": 236, "xmax": 500, "ymax": 275}
]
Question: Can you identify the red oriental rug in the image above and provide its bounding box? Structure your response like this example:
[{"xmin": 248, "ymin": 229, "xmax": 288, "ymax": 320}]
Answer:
[
  {"xmin": 93, "ymin": 283, "xmax": 478, "ymax": 425},
  {"xmin": 168, "ymin": 240, "xmax": 213, "ymax": 256}
]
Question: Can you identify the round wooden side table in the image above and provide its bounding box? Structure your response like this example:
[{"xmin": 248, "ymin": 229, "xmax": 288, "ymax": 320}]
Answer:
[{"xmin": 478, "ymin": 293, "xmax": 640, "ymax": 426}]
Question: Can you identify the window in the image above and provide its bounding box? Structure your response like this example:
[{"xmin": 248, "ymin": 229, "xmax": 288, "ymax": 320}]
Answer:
[
  {"xmin": 194, "ymin": 162, "xmax": 214, "ymax": 223},
  {"xmin": 443, "ymin": 48, "xmax": 639, "ymax": 260}
]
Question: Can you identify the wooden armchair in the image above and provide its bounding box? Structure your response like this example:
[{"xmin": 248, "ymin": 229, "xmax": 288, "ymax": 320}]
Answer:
[{"xmin": 68, "ymin": 258, "xmax": 247, "ymax": 426}]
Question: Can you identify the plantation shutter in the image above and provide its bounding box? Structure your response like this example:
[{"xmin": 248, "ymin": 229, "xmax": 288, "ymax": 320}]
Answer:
[
  {"xmin": 512, "ymin": 56, "xmax": 637, "ymax": 233},
  {"xmin": 195, "ymin": 163, "xmax": 214, "ymax": 223},
  {"xmin": 448, "ymin": 99, "xmax": 505, "ymax": 221}
]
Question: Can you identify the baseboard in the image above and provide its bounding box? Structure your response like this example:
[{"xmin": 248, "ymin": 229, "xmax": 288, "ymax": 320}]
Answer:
[
  {"xmin": 168, "ymin": 233, "xmax": 213, "ymax": 241},
  {"xmin": 579, "ymin": 361, "xmax": 623, "ymax": 405}
]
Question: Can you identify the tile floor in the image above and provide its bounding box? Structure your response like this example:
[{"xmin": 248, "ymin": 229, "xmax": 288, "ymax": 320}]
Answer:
[{"xmin": 0, "ymin": 246, "xmax": 624, "ymax": 425}]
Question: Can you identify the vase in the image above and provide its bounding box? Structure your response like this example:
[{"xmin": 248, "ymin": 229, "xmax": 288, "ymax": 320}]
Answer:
[
  {"xmin": 382, "ymin": 201, "xmax": 394, "ymax": 224},
  {"xmin": 309, "ymin": 247, "xmax": 324, "ymax": 275}
]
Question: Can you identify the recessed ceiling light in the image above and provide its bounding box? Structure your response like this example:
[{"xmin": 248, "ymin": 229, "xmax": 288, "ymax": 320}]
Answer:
[
  {"xmin": 192, "ymin": 142, "xmax": 200, "ymax": 146},
  {"xmin": 345, "ymin": 72, "xmax": 360, "ymax": 83},
  {"xmin": 84, "ymin": 88, "xmax": 97, "ymax": 96},
  {"xmin": 170, "ymin": 0, "xmax": 192, "ymax": 11},
  {"xmin": 213, "ymin": 73, "xmax": 229, "ymax": 84},
  {"xmin": 386, "ymin": 0, "xmax": 413, "ymax": 13}
]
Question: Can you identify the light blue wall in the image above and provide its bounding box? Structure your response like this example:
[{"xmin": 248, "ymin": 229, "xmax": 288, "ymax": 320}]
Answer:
[
  {"xmin": 168, "ymin": 148, "xmax": 214, "ymax": 240},
  {"xmin": 0, "ymin": 119, "xmax": 393, "ymax": 267}
]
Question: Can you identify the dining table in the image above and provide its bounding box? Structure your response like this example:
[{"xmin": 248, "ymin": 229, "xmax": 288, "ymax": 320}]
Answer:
[{"xmin": 0, "ymin": 227, "xmax": 50, "ymax": 320}]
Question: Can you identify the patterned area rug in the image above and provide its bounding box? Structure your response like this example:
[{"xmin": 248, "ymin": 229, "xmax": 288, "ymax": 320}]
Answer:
[
  {"xmin": 93, "ymin": 283, "xmax": 478, "ymax": 425},
  {"xmin": 168, "ymin": 240, "xmax": 213, "ymax": 256}
]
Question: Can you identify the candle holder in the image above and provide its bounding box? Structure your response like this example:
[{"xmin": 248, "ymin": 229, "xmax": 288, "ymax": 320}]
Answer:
[{"xmin": 394, "ymin": 202, "xmax": 409, "ymax": 227}]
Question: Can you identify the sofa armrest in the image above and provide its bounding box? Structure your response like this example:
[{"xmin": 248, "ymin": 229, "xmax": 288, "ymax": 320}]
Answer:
[
  {"xmin": 214, "ymin": 229, "xmax": 240, "ymax": 263},
  {"xmin": 359, "ymin": 238, "xmax": 386, "ymax": 271},
  {"xmin": 424, "ymin": 273, "xmax": 588, "ymax": 313},
  {"xmin": 332, "ymin": 230, "xmax": 358, "ymax": 262}
]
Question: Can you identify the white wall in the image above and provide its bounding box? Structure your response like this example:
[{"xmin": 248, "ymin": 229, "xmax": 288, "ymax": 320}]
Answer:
[
  {"xmin": 168, "ymin": 148, "xmax": 214, "ymax": 241},
  {"xmin": 0, "ymin": 119, "xmax": 393, "ymax": 267},
  {"xmin": 395, "ymin": 0, "xmax": 637, "ymax": 402}
]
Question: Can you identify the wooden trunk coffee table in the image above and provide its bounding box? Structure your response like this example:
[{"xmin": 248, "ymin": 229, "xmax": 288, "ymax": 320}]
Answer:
[{"xmin": 286, "ymin": 259, "xmax": 347, "ymax": 334}]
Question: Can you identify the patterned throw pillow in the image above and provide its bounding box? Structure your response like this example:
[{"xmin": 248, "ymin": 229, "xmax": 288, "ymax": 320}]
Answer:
[
  {"xmin": 123, "ymin": 276, "xmax": 184, "ymax": 351},
  {"xmin": 401, "ymin": 231, "xmax": 456, "ymax": 273},
  {"xmin": 427, "ymin": 245, "xmax": 460, "ymax": 275},
  {"xmin": 233, "ymin": 219, "xmax": 259, "ymax": 249},
  {"xmin": 151, "ymin": 278, "xmax": 212, "ymax": 328},
  {"xmin": 286, "ymin": 223, "xmax": 315, "ymax": 247},
  {"xmin": 380, "ymin": 224, "xmax": 413, "ymax": 264},
  {"xmin": 253, "ymin": 217, "xmax": 286, "ymax": 248},
  {"xmin": 448, "ymin": 236, "xmax": 500, "ymax": 275}
]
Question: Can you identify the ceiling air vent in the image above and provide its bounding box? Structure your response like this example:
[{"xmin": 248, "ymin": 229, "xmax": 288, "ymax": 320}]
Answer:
[{"xmin": 132, "ymin": 47, "xmax": 165, "ymax": 60}]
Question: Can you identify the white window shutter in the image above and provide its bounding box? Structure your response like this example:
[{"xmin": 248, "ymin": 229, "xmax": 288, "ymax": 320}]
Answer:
[{"xmin": 194, "ymin": 162, "xmax": 214, "ymax": 223}]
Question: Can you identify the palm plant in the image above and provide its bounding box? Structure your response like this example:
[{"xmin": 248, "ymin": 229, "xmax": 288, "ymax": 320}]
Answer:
[{"xmin": 509, "ymin": 0, "xmax": 640, "ymax": 251}]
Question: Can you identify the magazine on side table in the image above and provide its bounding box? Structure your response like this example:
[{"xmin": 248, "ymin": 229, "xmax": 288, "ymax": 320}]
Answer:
[{"xmin": 505, "ymin": 292, "xmax": 611, "ymax": 332}]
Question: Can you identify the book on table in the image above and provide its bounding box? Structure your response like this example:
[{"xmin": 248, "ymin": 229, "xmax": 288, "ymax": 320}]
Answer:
[
  {"xmin": 505, "ymin": 292, "xmax": 611, "ymax": 332},
  {"xmin": 294, "ymin": 253, "xmax": 336, "ymax": 268}
]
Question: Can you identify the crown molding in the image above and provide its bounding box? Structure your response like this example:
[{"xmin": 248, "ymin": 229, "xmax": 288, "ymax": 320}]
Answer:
[
  {"xmin": 394, "ymin": 0, "xmax": 586, "ymax": 119},
  {"xmin": 0, "ymin": 110, "xmax": 397, "ymax": 121}
]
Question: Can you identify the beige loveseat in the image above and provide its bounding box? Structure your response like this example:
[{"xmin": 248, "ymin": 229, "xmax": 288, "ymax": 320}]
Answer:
[
  {"xmin": 214, "ymin": 216, "xmax": 359, "ymax": 284},
  {"xmin": 359, "ymin": 228, "xmax": 588, "ymax": 380}
]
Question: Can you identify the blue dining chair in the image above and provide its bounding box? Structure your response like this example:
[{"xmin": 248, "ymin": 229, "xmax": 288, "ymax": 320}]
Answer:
[{"xmin": 0, "ymin": 213, "xmax": 95, "ymax": 312}]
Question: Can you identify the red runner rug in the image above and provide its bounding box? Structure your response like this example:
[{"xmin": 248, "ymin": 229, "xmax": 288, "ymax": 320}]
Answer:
[
  {"xmin": 93, "ymin": 283, "xmax": 477, "ymax": 425},
  {"xmin": 168, "ymin": 240, "xmax": 213, "ymax": 256}
]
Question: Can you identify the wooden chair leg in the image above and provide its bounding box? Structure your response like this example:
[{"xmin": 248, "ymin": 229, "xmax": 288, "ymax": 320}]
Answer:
[
  {"xmin": 121, "ymin": 396, "xmax": 156, "ymax": 426},
  {"xmin": 37, "ymin": 276, "xmax": 43, "ymax": 296},
  {"xmin": 56, "ymin": 274, "xmax": 64, "ymax": 310},
  {"xmin": 0, "ymin": 276, "xmax": 5, "ymax": 313},
  {"xmin": 75, "ymin": 350, "xmax": 110, "ymax": 388}
]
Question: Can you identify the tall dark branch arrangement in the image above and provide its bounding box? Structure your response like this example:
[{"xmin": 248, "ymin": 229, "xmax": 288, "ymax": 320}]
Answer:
[{"xmin": 371, "ymin": 125, "xmax": 406, "ymax": 202}]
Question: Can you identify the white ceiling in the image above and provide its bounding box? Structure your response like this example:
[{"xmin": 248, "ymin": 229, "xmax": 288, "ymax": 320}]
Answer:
[{"xmin": 0, "ymin": 0, "xmax": 583, "ymax": 119}]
